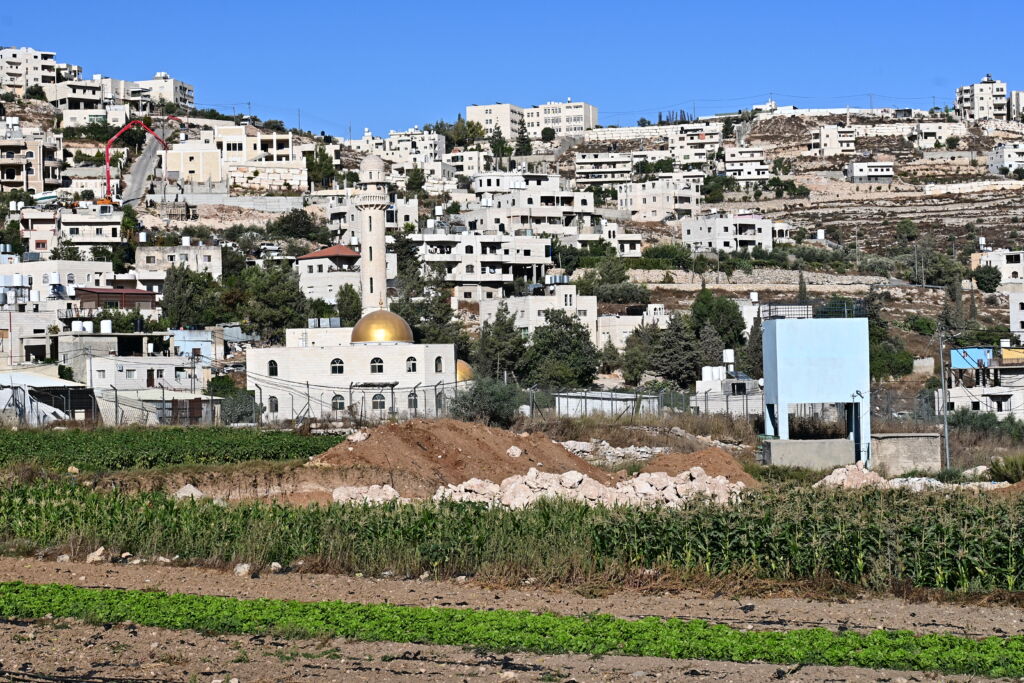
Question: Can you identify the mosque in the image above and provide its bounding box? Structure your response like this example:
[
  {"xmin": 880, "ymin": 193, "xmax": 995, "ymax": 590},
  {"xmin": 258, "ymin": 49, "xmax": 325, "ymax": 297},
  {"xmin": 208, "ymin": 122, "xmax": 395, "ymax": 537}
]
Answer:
[{"xmin": 245, "ymin": 155, "xmax": 473, "ymax": 422}]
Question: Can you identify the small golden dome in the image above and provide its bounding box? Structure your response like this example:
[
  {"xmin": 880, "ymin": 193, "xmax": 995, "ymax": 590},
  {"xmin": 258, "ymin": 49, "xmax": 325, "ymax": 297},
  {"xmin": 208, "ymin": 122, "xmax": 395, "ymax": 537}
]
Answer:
[
  {"xmin": 351, "ymin": 310, "xmax": 414, "ymax": 344},
  {"xmin": 456, "ymin": 359, "xmax": 474, "ymax": 382}
]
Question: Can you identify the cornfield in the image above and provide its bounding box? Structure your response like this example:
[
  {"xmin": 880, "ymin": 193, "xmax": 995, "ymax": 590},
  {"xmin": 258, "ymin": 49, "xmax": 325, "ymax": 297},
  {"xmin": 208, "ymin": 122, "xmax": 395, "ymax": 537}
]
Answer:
[
  {"xmin": 2, "ymin": 482, "xmax": 1023, "ymax": 593},
  {"xmin": 0, "ymin": 427, "xmax": 343, "ymax": 471}
]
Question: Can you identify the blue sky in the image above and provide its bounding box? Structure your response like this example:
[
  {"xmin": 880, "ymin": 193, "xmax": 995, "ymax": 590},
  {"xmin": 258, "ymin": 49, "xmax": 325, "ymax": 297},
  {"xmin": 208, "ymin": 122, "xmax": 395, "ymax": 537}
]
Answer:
[{"xmin": 2, "ymin": 0, "xmax": 1022, "ymax": 135}]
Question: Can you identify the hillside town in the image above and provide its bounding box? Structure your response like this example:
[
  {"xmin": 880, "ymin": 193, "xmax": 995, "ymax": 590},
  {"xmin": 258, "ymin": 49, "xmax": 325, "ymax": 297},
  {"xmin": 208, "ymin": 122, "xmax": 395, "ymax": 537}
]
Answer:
[{"xmin": 6, "ymin": 32, "xmax": 1024, "ymax": 680}]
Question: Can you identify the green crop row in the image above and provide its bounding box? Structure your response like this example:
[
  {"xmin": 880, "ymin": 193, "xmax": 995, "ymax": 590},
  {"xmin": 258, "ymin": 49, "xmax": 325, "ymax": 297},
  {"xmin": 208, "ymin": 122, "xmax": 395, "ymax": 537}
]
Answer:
[
  {"xmin": 0, "ymin": 581, "xmax": 1021, "ymax": 676},
  {"xmin": 4, "ymin": 482, "xmax": 1024, "ymax": 593},
  {"xmin": 0, "ymin": 427, "xmax": 342, "ymax": 471}
]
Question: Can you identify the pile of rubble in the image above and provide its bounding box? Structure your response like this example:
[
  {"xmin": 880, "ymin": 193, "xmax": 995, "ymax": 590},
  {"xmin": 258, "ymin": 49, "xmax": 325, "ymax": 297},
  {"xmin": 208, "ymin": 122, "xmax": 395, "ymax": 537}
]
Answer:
[
  {"xmin": 433, "ymin": 466, "xmax": 745, "ymax": 508},
  {"xmin": 560, "ymin": 440, "xmax": 668, "ymax": 466},
  {"xmin": 814, "ymin": 463, "xmax": 1010, "ymax": 492}
]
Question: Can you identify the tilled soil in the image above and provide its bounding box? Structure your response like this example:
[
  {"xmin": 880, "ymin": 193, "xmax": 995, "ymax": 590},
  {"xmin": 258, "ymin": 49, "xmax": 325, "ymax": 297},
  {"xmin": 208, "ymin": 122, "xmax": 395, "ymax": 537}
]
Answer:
[
  {"xmin": 0, "ymin": 558, "xmax": 1018, "ymax": 681},
  {"xmin": 310, "ymin": 419, "xmax": 614, "ymax": 498}
]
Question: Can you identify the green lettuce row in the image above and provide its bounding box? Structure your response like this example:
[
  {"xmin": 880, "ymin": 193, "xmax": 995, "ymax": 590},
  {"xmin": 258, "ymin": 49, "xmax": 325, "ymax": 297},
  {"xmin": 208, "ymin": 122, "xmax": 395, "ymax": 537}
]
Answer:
[{"xmin": 0, "ymin": 582, "xmax": 1023, "ymax": 676}]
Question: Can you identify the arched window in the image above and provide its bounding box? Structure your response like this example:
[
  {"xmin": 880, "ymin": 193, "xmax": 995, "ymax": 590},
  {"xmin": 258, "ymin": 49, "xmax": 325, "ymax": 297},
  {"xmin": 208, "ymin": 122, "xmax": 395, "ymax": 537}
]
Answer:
[
  {"xmin": 268, "ymin": 360, "xmax": 278, "ymax": 377},
  {"xmin": 406, "ymin": 356, "xmax": 417, "ymax": 372},
  {"xmin": 331, "ymin": 358, "xmax": 344, "ymax": 374},
  {"xmin": 1014, "ymin": 271, "xmax": 1020, "ymax": 279},
  {"xmin": 371, "ymin": 393, "xmax": 385, "ymax": 410},
  {"xmin": 434, "ymin": 356, "xmax": 443, "ymax": 373},
  {"xmin": 370, "ymin": 357, "xmax": 383, "ymax": 374},
  {"xmin": 465, "ymin": 245, "xmax": 474, "ymax": 254},
  {"xmin": 66, "ymin": 273, "xmax": 75, "ymax": 284},
  {"xmin": 332, "ymin": 394, "xmax": 345, "ymax": 411},
  {"xmin": 436, "ymin": 392, "xmax": 446, "ymax": 412},
  {"xmin": 268, "ymin": 396, "xmax": 279, "ymax": 412},
  {"xmin": 408, "ymin": 392, "xmax": 418, "ymax": 410},
  {"xmin": 466, "ymin": 265, "xmax": 475, "ymax": 274}
]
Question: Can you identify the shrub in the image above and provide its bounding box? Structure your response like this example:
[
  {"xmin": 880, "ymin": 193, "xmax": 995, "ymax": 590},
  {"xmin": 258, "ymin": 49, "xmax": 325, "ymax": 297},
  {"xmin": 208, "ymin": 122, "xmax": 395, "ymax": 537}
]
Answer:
[
  {"xmin": 905, "ymin": 315, "xmax": 937, "ymax": 336},
  {"xmin": 990, "ymin": 455, "xmax": 1024, "ymax": 483},
  {"xmin": 448, "ymin": 377, "xmax": 522, "ymax": 427}
]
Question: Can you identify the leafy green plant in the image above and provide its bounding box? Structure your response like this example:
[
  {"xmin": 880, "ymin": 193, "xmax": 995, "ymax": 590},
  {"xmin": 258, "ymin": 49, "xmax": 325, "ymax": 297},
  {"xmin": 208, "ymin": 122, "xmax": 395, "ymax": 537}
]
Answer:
[
  {"xmin": 1, "ymin": 582, "xmax": 1023, "ymax": 677},
  {"xmin": 990, "ymin": 455, "xmax": 1024, "ymax": 483}
]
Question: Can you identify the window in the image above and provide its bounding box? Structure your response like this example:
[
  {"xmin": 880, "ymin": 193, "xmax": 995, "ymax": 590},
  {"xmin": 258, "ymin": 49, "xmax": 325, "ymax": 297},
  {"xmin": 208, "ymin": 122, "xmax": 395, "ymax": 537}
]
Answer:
[
  {"xmin": 408, "ymin": 392, "xmax": 418, "ymax": 410},
  {"xmin": 371, "ymin": 393, "xmax": 385, "ymax": 410},
  {"xmin": 465, "ymin": 245, "xmax": 474, "ymax": 254},
  {"xmin": 156, "ymin": 369, "xmax": 165, "ymax": 379},
  {"xmin": 406, "ymin": 356, "xmax": 417, "ymax": 372},
  {"xmin": 332, "ymin": 394, "xmax": 345, "ymax": 411},
  {"xmin": 125, "ymin": 369, "xmax": 136, "ymax": 379},
  {"xmin": 35, "ymin": 241, "xmax": 46, "ymax": 250},
  {"xmin": 307, "ymin": 265, "xmax": 313, "ymax": 273},
  {"xmin": 268, "ymin": 396, "xmax": 279, "ymax": 412},
  {"xmin": 434, "ymin": 356, "xmax": 443, "ymax": 373},
  {"xmin": 204, "ymin": 255, "xmax": 211, "ymax": 263},
  {"xmin": 268, "ymin": 360, "xmax": 278, "ymax": 376},
  {"xmin": 145, "ymin": 256, "xmax": 156, "ymax": 264},
  {"xmin": 971, "ymin": 401, "xmax": 981, "ymax": 411},
  {"xmin": 96, "ymin": 369, "xmax": 105, "ymax": 379},
  {"xmin": 370, "ymin": 357, "xmax": 383, "ymax": 374},
  {"xmin": 466, "ymin": 265, "xmax": 475, "ymax": 274},
  {"xmin": 331, "ymin": 358, "xmax": 344, "ymax": 374},
  {"xmin": 167, "ymin": 255, "xmax": 175, "ymax": 262}
]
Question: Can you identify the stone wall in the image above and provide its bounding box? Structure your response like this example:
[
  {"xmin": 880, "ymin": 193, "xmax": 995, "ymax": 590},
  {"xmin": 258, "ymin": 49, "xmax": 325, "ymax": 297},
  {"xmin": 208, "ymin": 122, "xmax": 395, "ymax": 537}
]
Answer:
[
  {"xmin": 227, "ymin": 161, "xmax": 307, "ymax": 194},
  {"xmin": 627, "ymin": 268, "xmax": 889, "ymax": 286},
  {"xmin": 763, "ymin": 439, "xmax": 856, "ymax": 470},
  {"xmin": 870, "ymin": 433, "xmax": 941, "ymax": 476}
]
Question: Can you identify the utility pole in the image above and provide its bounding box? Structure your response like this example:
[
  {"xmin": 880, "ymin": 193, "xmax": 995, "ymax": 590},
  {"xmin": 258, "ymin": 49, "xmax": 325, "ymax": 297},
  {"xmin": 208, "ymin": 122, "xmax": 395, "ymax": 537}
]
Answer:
[
  {"xmin": 937, "ymin": 332, "xmax": 951, "ymax": 469},
  {"xmin": 111, "ymin": 385, "xmax": 118, "ymax": 426}
]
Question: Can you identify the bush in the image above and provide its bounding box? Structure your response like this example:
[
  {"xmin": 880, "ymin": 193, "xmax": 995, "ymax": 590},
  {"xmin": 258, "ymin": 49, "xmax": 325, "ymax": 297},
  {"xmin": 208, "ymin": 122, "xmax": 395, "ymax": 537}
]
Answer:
[
  {"xmin": 905, "ymin": 315, "xmax": 937, "ymax": 336},
  {"xmin": 594, "ymin": 281, "xmax": 650, "ymax": 304},
  {"xmin": 990, "ymin": 455, "xmax": 1024, "ymax": 483},
  {"xmin": 448, "ymin": 377, "xmax": 522, "ymax": 428}
]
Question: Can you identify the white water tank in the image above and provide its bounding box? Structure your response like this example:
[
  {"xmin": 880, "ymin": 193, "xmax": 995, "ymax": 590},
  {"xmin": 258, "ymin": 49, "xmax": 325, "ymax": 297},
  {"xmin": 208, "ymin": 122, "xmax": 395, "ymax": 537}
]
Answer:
[
  {"xmin": 83, "ymin": 320, "xmax": 94, "ymax": 333},
  {"xmin": 723, "ymin": 349, "xmax": 736, "ymax": 364},
  {"xmin": 182, "ymin": 235, "xmax": 192, "ymax": 246},
  {"xmin": 71, "ymin": 320, "xmax": 84, "ymax": 332},
  {"xmin": 100, "ymin": 319, "xmax": 113, "ymax": 334}
]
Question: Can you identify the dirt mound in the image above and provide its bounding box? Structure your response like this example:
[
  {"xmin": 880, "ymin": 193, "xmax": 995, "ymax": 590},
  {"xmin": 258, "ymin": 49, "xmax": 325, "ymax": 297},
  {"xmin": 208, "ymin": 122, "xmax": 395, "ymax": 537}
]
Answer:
[
  {"xmin": 641, "ymin": 447, "xmax": 759, "ymax": 488},
  {"xmin": 310, "ymin": 419, "xmax": 614, "ymax": 498}
]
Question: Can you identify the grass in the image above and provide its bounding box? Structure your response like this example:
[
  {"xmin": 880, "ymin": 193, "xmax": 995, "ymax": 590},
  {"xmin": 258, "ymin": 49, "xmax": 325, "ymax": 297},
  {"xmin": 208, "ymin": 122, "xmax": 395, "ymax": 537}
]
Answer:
[
  {"xmin": 2, "ymin": 581, "xmax": 1023, "ymax": 677},
  {"xmin": 5, "ymin": 482, "xmax": 1024, "ymax": 593}
]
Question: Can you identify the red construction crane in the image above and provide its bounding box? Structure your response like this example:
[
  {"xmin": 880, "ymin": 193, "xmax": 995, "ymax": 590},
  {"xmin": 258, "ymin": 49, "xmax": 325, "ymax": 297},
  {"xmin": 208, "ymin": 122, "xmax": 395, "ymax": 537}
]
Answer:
[{"xmin": 103, "ymin": 119, "xmax": 171, "ymax": 202}]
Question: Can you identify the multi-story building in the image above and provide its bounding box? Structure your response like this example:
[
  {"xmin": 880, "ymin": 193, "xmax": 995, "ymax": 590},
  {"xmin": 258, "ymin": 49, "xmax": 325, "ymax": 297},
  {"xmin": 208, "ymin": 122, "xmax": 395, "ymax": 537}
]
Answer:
[
  {"xmin": 42, "ymin": 80, "xmax": 102, "ymax": 112},
  {"xmin": 522, "ymin": 99, "xmax": 598, "ymax": 138},
  {"xmin": 668, "ymin": 122, "xmax": 724, "ymax": 164},
  {"xmin": 312, "ymin": 187, "xmax": 418, "ymax": 244},
  {"xmin": 988, "ymin": 142, "xmax": 1024, "ymax": 175},
  {"xmin": 912, "ymin": 121, "xmax": 968, "ymax": 150},
  {"xmin": 161, "ymin": 124, "xmax": 294, "ymax": 184},
  {"xmin": 461, "ymin": 182, "xmax": 598, "ymax": 237},
  {"xmin": 573, "ymin": 150, "xmax": 674, "ymax": 187},
  {"xmin": 18, "ymin": 203, "xmax": 123, "ymax": 259},
  {"xmin": 1011, "ymin": 91, "xmax": 1024, "ymax": 122},
  {"xmin": 0, "ymin": 47, "xmax": 80, "ymax": 96},
  {"xmin": 972, "ymin": 249, "xmax": 1024, "ymax": 285},
  {"xmin": 466, "ymin": 103, "xmax": 523, "ymax": 140},
  {"xmin": 678, "ymin": 211, "xmax": 791, "ymax": 253},
  {"xmin": 135, "ymin": 72, "xmax": 194, "ymax": 109},
  {"xmin": 341, "ymin": 127, "xmax": 446, "ymax": 169},
  {"xmin": 572, "ymin": 220, "xmax": 643, "ymax": 257},
  {"xmin": 443, "ymin": 150, "xmax": 489, "ymax": 176},
  {"xmin": 1011, "ymin": 293, "xmax": 1024, "ymax": 343},
  {"xmin": 295, "ymin": 243, "xmax": 384, "ymax": 303},
  {"xmin": 845, "ymin": 161, "xmax": 894, "ymax": 184},
  {"xmin": 723, "ymin": 147, "xmax": 770, "ymax": 186},
  {"xmin": 955, "ymin": 74, "xmax": 1008, "ymax": 121},
  {"xmin": 806, "ymin": 125, "xmax": 856, "ymax": 157},
  {"xmin": 0, "ymin": 117, "xmax": 62, "ymax": 196},
  {"xmin": 122, "ymin": 241, "xmax": 223, "ymax": 294},
  {"xmin": 618, "ymin": 174, "xmax": 701, "ymax": 222},
  {"xmin": 0, "ymin": 257, "xmax": 114, "ymax": 308}
]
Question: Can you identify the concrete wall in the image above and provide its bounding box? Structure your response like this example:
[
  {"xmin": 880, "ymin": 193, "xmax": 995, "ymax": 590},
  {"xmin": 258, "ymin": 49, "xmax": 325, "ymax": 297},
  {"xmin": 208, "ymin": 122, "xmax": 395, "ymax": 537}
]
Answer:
[
  {"xmin": 870, "ymin": 433, "xmax": 941, "ymax": 476},
  {"xmin": 145, "ymin": 192, "xmax": 304, "ymax": 212},
  {"xmin": 763, "ymin": 439, "xmax": 855, "ymax": 470}
]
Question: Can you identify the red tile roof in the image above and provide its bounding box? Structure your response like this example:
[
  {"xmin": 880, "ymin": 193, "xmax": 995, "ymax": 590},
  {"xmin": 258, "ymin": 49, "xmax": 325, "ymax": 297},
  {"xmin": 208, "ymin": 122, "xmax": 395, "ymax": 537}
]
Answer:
[{"xmin": 297, "ymin": 245, "xmax": 361, "ymax": 260}]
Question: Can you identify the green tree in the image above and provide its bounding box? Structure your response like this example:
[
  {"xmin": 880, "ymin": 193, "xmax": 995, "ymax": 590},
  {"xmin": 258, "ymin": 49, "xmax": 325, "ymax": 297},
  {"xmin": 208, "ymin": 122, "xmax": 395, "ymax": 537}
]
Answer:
[
  {"xmin": 335, "ymin": 284, "xmax": 362, "ymax": 326},
  {"xmin": 475, "ymin": 301, "xmax": 526, "ymax": 379},
  {"xmin": 621, "ymin": 324, "xmax": 663, "ymax": 386},
  {"xmin": 513, "ymin": 119, "xmax": 532, "ymax": 156},
  {"xmin": 448, "ymin": 377, "xmax": 521, "ymax": 428},
  {"xmin": 221, "ymin": 391, "xmax": 260, "ymax": 424},
  {"xmin": 973, "ymin": 265, "xmax": 1002, "ymax": 293},
  {"xmin": 519, "ymin": 309, "xmax": 598, "ymax": 387},
  {"xmin": 306, "ymin": 145, "xmax": 336, "ymax": 189},
  {"xmin": 541, "ymin": 127, "xmax": 556, "ymax": 143},
  {"xmin": 895, "ymin": 219, "xmax": 918, "ymax": 243},
  {"xmin": 697, "ymin": 322, "xmax": 725, "ymax": 370},
  {"xmin": 738, "ymin": 317, "xmax": 763, "ymax": 378},
  {"xmin": 49, "ymin": 233, "xmax": 82, "ymax": 261},
  {"xmin": 599, "ymin": 340, "xmax": 621, "ymax": 373},
  {"xmin": 797, "ymin": 270, "xmax": 809, "ymax": 303},
  {"xmin": 0, "ymin": 220, "xmax": 25, "ymax": 255},
  {"xmin": 306, "ymin": 297, "xmax": 335, "ymax": 318},
  {"xmin": 391, "ymin": 226, "xmax": 426, "ymax": 296},
  {"xmin": 162, "ymin": 265, "xmax": 220, "ymax": 328},
  {"xmin": 206, "ymin": 375, "xmax": 239, "ymax": 397},
  {"xmin": 488, "ymin": 128, "xmax": 511, "ymax": 168},
  {"xmin": 266, "ymin": 209, "xmax": 330, "ymax": 243},
  {"xmin": 637, "ymin": 117, "xmax": 652, "ymax": 127},
  {"xmin": 263, "ymin": 119, "xmax": 287, "ymax": 132},
  {"xmin": 239, "ymin": 266, "xmax": 307, "ymax": 343},
  {"xmin": 390, "ymin": 266, "xmax": 471, "ymax": 358},
  {"xmin": 653, "ymin": 314, "xmax": 699, "ymax": 388},
  {"xmin": 690, "ymin": 286, "xmax": 746, "ymax": 348},
  {"xmin": 24, "ymin": 84, "xmax": 46, "ymax": 100},
  {"xmin": 940, "ymin": 278, "xmax": 966, "ymax": 332},
  {"xmin": 405, "ymin": 167, "xmax": 426, "ymax": 194}
]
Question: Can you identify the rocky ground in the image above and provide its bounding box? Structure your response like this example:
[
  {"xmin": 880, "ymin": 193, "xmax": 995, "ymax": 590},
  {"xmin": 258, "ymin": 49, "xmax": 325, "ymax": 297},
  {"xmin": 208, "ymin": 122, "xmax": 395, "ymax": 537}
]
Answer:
[{"xmin": 0, "ymin": 557, "xmax": 1018, "ymax": 682}]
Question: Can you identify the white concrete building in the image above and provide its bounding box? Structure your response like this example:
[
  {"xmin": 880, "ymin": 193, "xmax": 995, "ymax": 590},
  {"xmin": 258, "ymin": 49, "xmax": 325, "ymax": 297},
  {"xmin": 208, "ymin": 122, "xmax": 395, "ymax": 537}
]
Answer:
[
  {"xmin": 989, "ymin": 142, "xmax": 1024, "ymax": 175},
  {"xmin": 618, "ymin": 174, "xmax": 701, "ymax": 222},
  {"xmin": 912, "ymin": 121, "xmax": 967, "ymax": 150},
  {"xmin": 18, "ymin": 203, "xmax": 124, "ymax": 259},
  {"xmin": 0, "ymin": 258, "xmax": 114, "ymax": 307},
  {"xmin": 845, "ymin": 161, "xmax": 895, "ymax": 184},
  {"xmin": 572, "ymin": 220, "xmax": 643, "ymax": 258},
  {"xmin": 0, "ymin": 47, "xmax": 79, "ymax": 96},
  {"xmin": 1011, "ymin": 293, "xmax": 1024, "ymax": 344},
  {"xmin": 313, "ymin": 187, "xmax": 418, "ymax": 244},
  {"xmin": 574, "ymin": 150, "xmax": 674, "ymax": 187},
  {"xmin": 522, "ymin": 99, "xmax": 598, "ymax": 138},
  {"xmin": 678, "ymin": 211, "xmax": 791, "ymax": 253},
  {"xmin": 466, "ymin": 103, "xmax": 524, "ymax": 140},
  {"xmin": 444, "ymin": 150, "xmax": 489, "ymax": 176},
  {"xmin": 135, "ymin": 72, "xmax": 194, "ymax": 109},
  {"xmin": 955, "ymin": 75, "xmax": 1008, "ymax": 121},
  {"xmin": 1, "ymin": 117, "xmax": 62, "ymax": 196},
  {"xmin": 124, "ymin": 242, "xmax": 223, "ymax": 294},
  {"xmin": 806, "ymin": 125, "xmax": 855, "ymax": 157},
  {"xmin": 669, "ymin": 122, "xmax": 724, "ymax": 164},
  {"xmin": 972, "ymin": 249, "xmax": 1024, "ymax": 285},
  {"xmin": 342, "ymin": 127, "xmax": 446, "ymax": 169},
  {"xmin": 462, "ymin": 180, "xmax": 598, "ymax": 238},
  {"xmin": 161, "ymin": 124, "xmax": 294, "ymax": 184},
  {"xmin": 723, "ymin": 147, "xmax": 770, "ymax": 186},
  {"xmin": 296, "ymin": 244, "xmax": 362, "ymax": 302}
]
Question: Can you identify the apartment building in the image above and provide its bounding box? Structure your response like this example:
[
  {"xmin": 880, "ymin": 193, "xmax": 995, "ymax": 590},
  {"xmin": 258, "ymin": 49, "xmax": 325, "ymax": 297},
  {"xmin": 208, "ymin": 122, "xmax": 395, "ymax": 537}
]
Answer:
[
  {"xmin": 678, "ymin": 211, "xmax": 791, "ymax": 253},
  {"xmin": 1011, "ymin": 293, "xmax": 1024, "ymax": 343},
  {"xmin": 443, "ymin": 150, "xmax": 489, "ymax": 176},
  {"xmin": 43, "ymin": 80, "xmax": 102, "ymax": 112},
  {"xmin": 845, "ymin": 161, "xmax": 894, "ymax": 184},
  {"xmin": 479, "ymin": 282, "xmax": 597, "ymax": 339},
  {"xmin": 522, "ymin": 99, "xmax": 598, "ymax": 138},
  {"xmin": 988, "ymin": 142, "xmax": 1024, "ymax": 175},
  {"xmin": 573, "ymin": 150, "xmax": 674, "ymax": 187},
  {"xmin": 668, "ymin": 122, "xmax": 724, "ymax": 164},
  {"xmin": 0, "ymin": 117, "xmax": 62, "ymax": 196},
  {"xmin": 342, "ymin": 127, "xmax": 446, "ymax": 169},
  {"xmin": 18, "ymin": 203, "xmax": 123, "ymax": 259},
  {"xmin": 1011, "ymin": 91, "xmax": 1024, "ymax": 122},
  {"xmin": 912, "ymin": 121, "xmax": 967, "ymax": 150},
  {"xmin": 122, "ymin": 242, "xmax": 223, "ymax": 294},
  {"xmin": 0, "ymin": 257, "xmax": 114, "ymax": 310},
  {"xmin": 0, "ymin": 47, "xmax": 80, "ymax": 96},
  {"xmin": 295, "ymin": 244, "xmax": 369, "ymax": 302},
  {"xmin": 618, "ymin": 174, "xmax": 701, "ymax": 222},
  {"xmin": 955, "ymin": 75, "xmax": 1008, "ymax": 121},
  {"xmin": 972, "ymin": 249, "xmax": 1024, "ymax": 284},
  {"xmin": 313, "ymin": 188, "xmax": 418, "ymax": 243},
  {"xmin": 940, "ymin": 346, "xmax": 1024, "ymax": 420},
  {"xmin": 466, "ymin": 103, "xmax": 524, "ymax": 140},
  {"xmin": 161, "ymin": 125, "xmax": 294, "ymax": 184},
  {"xmin": 806, "ymin": 125, "xmax": 856, "ymax": 157},
  {"xmin": 723, "ymin": 147, "xmax": 770, "ymax": 186},
  {"xmin": 135, "ymin": 72, "xmax": 194, "ymax": 109},
  {"xmin": 573, "ymin": 220, "xmax": 643, "ymax": 257},
  {"xmin": 461, "ymin": 183, "xmax": 598, "ymax": 237},
  {"xmin": 410, "ymin": 228, "xmax": 551, "ymax": 301}
]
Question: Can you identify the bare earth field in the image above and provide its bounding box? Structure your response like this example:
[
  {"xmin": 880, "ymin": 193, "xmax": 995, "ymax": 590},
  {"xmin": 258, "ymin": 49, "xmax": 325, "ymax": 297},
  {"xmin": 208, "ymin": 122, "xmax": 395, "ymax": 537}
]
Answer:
[{"xmin": 0, "ymin": 557, "xmax": 1019, "ymax": 681}]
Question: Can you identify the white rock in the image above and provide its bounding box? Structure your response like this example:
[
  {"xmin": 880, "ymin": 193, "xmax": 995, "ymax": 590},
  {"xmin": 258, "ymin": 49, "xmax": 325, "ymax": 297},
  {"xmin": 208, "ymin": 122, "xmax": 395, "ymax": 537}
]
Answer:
[
  {"xmin": 347, "ymin": 430, "xmax": 369, "ymax": 442},
  {"xmin": 233, "ymin": 563, "xmax": 252, "ymax": 577},
  {"xmin": 560, "ymin": 440, "xmax": 594, "ymax": 454},
  {"xmin": 577, "ymin": 477, "xmax": 606, "ymax": 500},
  {"xmin": 560, "ymin": 470, "xmax": 585, "ymax": 489},
  {"xmin": 963, "ymin": 465, "xmax": 990, "ymax": 479},
  {"xmin": 173, "ymin": 484, "xmax": 205, "ymax": 500},
  {"xmin": 501, "ymin": 482, "xmax": 533, "ymax": 509},
  {"xmin": 56, "ymin": 554, "xmax": 70, "ymax": 563},
  {"xmin": 268, "ymin": 562, "xmax": 283, "ymax": 574},
  {"xmin": 67, "ymin": 465, "xmax": 79, "ymax": 474},
  {"xmin": 506, "ymin": 446, "xmax": 523, "ymax": 458},
  {"xmin": 85, "ymin": 547, "xmax": 106, "ymax": 564},
  {"xmin": 645, "ymin": 472, "xmax": 673, "ymax": 491}
]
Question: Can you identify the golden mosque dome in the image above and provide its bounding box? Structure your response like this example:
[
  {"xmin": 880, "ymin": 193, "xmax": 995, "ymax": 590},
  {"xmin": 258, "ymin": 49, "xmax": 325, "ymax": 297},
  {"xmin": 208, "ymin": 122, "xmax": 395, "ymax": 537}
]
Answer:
[
  {"xmin": 351, "ymin": 310, "xmax": 415, "ymax": 344},
  {"xmin": 456, "ymin": 359, "xmax": 475, "ymax": 382}
]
